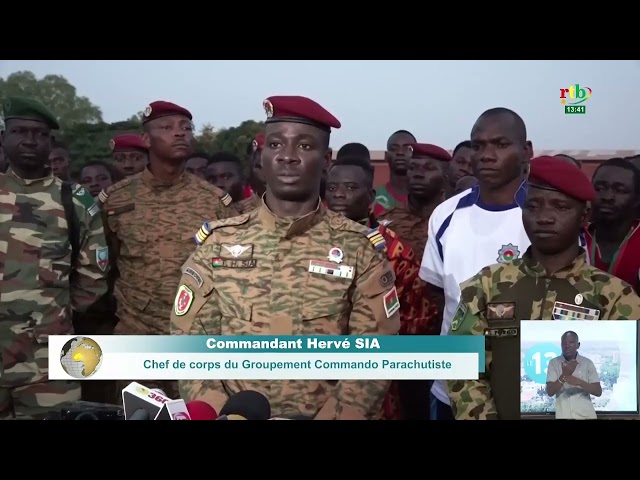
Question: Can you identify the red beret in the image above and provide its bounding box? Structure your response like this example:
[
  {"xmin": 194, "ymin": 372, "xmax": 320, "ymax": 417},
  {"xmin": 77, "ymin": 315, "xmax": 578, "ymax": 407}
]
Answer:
[
  {"xmin": 252, "ymin": 133, "xmax": 265, "ymax": 151},
  {"xmin": 263, "ymin": 95, "xmax": 341, "ymax": 132},
  {"xmin": 409, "ymin": 143, "xmax": 452, "ymax": 162},
  {"xmin": 142, "ymin": 100, "xmax": 192, "ymax": 124},
  {"xmin": 110, "ymin": 134, "xmax": 147, "ymax": 153},
  {"xmin": 528, "ymin": 155, "xmax": 595, "ymax": 202}
]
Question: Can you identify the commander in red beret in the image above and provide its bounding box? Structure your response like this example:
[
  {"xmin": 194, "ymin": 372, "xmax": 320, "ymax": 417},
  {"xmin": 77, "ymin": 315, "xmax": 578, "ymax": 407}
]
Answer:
[
  {"xmin": 100, "ymin": 99, "xmax": 239, "ymax": 403},
  {"xmin": 110, "ymin": 133, "xmax": 148, "ymax": 177},
  {"xmin": 173, "ymin": 95, "xmax": 401, "ymax": 421}
]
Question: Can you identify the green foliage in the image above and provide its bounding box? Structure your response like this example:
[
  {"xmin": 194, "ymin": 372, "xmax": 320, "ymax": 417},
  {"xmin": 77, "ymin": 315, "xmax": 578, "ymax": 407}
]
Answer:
[
  {"xmin": 0, "ymin": 71, "xmax": 103, "ymax": 129},
  {"xmin": 1, "ymin": 70, "xmax": 265, "ymax": 174}
]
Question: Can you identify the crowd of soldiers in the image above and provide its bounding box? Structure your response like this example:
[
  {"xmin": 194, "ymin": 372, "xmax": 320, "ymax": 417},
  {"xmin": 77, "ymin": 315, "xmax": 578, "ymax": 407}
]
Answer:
[{"xmin": 1, "ymin": 92, "xmax": 640, "ymax": 420}]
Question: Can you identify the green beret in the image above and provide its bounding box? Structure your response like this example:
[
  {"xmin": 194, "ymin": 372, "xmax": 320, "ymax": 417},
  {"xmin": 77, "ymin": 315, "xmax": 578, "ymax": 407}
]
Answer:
[{"xmin": 2, "ymin": 96, "xmax": 60, "ymax": 130}]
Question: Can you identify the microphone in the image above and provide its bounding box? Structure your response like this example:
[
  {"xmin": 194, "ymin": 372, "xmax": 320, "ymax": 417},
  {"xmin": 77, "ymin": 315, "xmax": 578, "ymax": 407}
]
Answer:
[
  {"xmin": 122, "ymin": 382, "xmax": 191, "ymax": 420},
  {"xmin": 219, "ymin": 390, "xmax": 271, "ymax": 420},
  {"xmin": 186, "ymin": 400, "xmax": 218, "ymax": 420}
]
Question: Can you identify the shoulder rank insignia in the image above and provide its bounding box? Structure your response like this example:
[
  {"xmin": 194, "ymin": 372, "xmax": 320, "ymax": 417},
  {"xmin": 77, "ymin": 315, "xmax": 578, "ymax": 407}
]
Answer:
[
  {"xmin": 366, "ymin": 227, "xmax": 386, "ymax": 251},
  {"xmin": 221, "ymin": 193, "xmax": 232, "ymax": 207},
  {"xmin": 98, "ymin": 189, "xmax": 109, "ymax": 203},
  {"xmin": 73, "ymin": 185, "xmax": 99, "ymax": 216},
  {"xmin": 194, "ymin": 221, "xmax": 213, "ymax": 246}
]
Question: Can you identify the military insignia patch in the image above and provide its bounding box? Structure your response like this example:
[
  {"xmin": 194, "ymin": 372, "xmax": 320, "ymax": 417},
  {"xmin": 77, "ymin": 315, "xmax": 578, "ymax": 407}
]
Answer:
[
  {"xmin": 408, "ymin": 145, "xmax": 414, "ymax": 155},
  {"xmin": 73, "ymin": 185, "xmax": 98, "ymax": 212},
  {"xmin": 98, "ymin": 189, "xmax": 109, "ymax": 204},
  {"xmin": 109, "ymin": 139, "xmax": 116, "ymax": 151},
  {"xmin": 183, "ymin": 267, "xmax": 204, "ymax": 288},
  {"xmin": 496, "ymin": 243, "xmax": 520, "ymax": 263},
  {"xmin": 174, "ymin": 285, "xmax": 194, "ymax": 316},
  {"xmin": 574, "ymin": 293, "xmax": 583, "ymax": 305},
  {"xmin": 379, "ymin": 270, "xmax": 395, "ymax": 289},
  {"xmin": 222, "ymin": 244, "xmax": 253, "ymax": 258},
  {"xmin": 144, "ymin": 105, "xmax": 153, "ymax": 117},
  {"xmin": 96, "ymin": 247, "xmax": 109, "ymax": 272},
  {"xmin": 366, "ymin": 228, "xmax": 386, "ymax": 251},
  {"xmin": 450, "ymin": 302, "xmax": 468, "ymax": 331},
  {"xmin": 221, "ymin": 193, "xmax": 232, "ymax": 206},
  {"xmin": 308, "ymin": 260, "xmax": 354, "ymax": 279},
  {"xmin": 486, "ymin": 302, "xmax": 516, "ymax": 320},
  {"xmin": 212, "ymin": 257, "xmax": 223, "ymax": 268},
  {"xmin": 194, "ymin": 222, "xmax": 212, "ymax": 246},
  {"xmin": 552, "ymin": 301, "xmax": 600, "ymax": 321},
  {"xmin": 383, "ymin": 287, "xmax": 400, "ymax": 318},
  {"xmin": 263, "ymin": 99, "xmax": 274, "ymax": 118},
  {"xmin": 327, "ymin": 247, "xmax": 343, "ymax": 264},
  {"xmin": 252, "ymin": 139, "xmax": 258, "ymax": 151}
]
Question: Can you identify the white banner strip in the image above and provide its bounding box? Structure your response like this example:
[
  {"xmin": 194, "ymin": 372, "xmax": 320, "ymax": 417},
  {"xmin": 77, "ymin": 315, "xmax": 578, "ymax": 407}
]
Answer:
[{"xmin": 49, "ymin": 352, "xmax": 479, "ymax": 381}]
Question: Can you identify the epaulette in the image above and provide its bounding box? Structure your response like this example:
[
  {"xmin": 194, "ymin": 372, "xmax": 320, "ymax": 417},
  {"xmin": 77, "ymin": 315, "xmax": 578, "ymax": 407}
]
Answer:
[
  {"xmin": 98, "ymin": 175, "xmax": 137, "ymax": 205},
  {"xmin": 71, "ymin": 184, "xmax": 100, "ymax": 217},
  {"xmin": 193, "ymin": 177, "xmax": 233, "ymax": 207},
  {"xmin": 193, "ymin": 213, "xmax": 252, "ymax": 246},
  {"xmin": 365, "ymin": 227, "xmax": 386, "ymax": 251}
]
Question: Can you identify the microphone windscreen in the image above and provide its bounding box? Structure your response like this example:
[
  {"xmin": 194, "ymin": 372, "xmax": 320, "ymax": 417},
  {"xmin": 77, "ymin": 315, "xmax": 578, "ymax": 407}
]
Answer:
[
  {"xmin": 186, "ymin": 400, "xmax": 218, "ymax": 420},
  {"xmin": 219, "ymin": 390, "xmax": 271, "ymax": 420}
]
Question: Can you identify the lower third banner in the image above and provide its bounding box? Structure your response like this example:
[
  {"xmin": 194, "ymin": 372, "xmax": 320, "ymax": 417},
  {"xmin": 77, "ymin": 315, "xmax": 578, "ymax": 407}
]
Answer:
[{"xmin": 47, "ymin": 335, "xmax": 485, "ymax": 381}]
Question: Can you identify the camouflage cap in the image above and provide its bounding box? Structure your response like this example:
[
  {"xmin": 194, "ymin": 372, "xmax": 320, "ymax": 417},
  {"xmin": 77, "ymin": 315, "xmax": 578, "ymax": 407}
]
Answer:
[{"xmin": 2, "ymin": 96, "xmax": 60, "ymax": 130}]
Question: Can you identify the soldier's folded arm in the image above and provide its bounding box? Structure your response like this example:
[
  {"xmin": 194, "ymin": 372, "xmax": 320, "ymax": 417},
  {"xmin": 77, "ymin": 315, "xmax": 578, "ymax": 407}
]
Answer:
[
  {"xmin": 170, "ymin": 240, "xmax": 229, "ymax": 410},
  {"xmin": 446, "ymin": 273, "xmax": 497, "ymax": 420},
  {"xmin": 315, "ymin": 254, "xmax": 401, "ymax": 420},
  {"xmin": 70, "ymin": 189, "xmax": 109, "ymax": 313}
]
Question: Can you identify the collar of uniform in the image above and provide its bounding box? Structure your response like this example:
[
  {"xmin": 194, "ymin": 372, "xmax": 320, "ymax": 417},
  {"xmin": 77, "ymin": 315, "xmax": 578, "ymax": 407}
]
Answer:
[
  {"xmin": 6, "ymin": 166, "xmax": 56, "ymax": 187},
  {"xmin": 142, "ymin": 166, "xmax": 187, "ymax": 189},
  {"xmin": 258, "ymin": 196, "xmax": 325, "ymax": 238},
  {"xmin": 522, "ymin": 246, "xmax": 588, "ymax": 279},
  {"xmin": 406, "ymin": 196, "xmax": 436, "ymax": 219}
]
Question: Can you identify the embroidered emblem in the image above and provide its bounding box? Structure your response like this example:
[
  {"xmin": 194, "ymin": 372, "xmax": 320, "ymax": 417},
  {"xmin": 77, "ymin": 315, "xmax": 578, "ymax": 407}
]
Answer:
[
  {"xmin": 221, "ymin": 193, "xmax": 232, "ymax": 207},
  {"xmin": 450, "ymin": 302, "xmax": 467, "ymax": 331},
  {"xmin": 194, "ymin": 222, "xmax": 212, "ymax": 246},
  {"xmin": 223, "ymin": 244, "xmax": 252, "ymax": 258},
  {"xmin": 496, "ymin": 243, "xmax": 520, "ymax": 264},
  {"xmin": 109, "ymin": 139, "xmax": 116, "ymax": 151},
  {"xmin": 574, "ymin": 294, "xmax": 583, "ymax": 305},
  {"xmin": 383, "ymin": 287, "xmax": 400, "ymax": 318},
  {"xmin": 184, "ymin": 267, "xmax": 204, "ymax": 288},
  {"xmin": 96, "ymin": 247, "xmax": 109, "ymax": 272},
  {"xmin": 144, "ymin": 105, "xmax": 152, "ymax": 117},
  {"xmin": 174, "ymin": 285, "xmax": 194, "ymax": 316}
]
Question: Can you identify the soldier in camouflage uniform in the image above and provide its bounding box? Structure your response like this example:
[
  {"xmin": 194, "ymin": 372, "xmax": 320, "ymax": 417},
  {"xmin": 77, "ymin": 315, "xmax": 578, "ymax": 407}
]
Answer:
[
  {"xmin": 172, "ymin": 96, "xmax": 401, "ymax": 420},
  {"xmin": 447, "ymin": 156, "xmax": 640, "ymax": 420},
  {"xmin": 0, "ymin": 97, "xmax": 109, "ymax": 419},
  {"xmin": 98, "ymin": 100, "xmax": 239, "ymax": 401}
]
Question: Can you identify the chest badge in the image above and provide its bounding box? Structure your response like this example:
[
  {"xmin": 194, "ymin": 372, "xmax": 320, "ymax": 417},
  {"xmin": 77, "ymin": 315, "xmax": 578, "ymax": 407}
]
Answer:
[
  {"xmin": 223, "ymin": 244, "xmax": 251, "ymax": 258},
  {"xmin": 497, "ymin": 243, "xmax": 520, "ymax": 263},
  {"xmin": 328, "ymin": 247, "xmax": 344, "ymax": 264}
]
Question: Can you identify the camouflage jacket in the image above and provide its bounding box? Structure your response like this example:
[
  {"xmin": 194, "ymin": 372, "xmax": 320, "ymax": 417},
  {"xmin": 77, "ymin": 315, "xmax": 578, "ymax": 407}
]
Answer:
[
  {"xmin": 234, "ymin": 193, "xmax": 261, "ymax": 214},
  {"xmin": 171, "ymin": 199, "xmax": 401, "ymax": 419},
  {"xmin": 99, "ymin": 167, "xmax": 240, "ymax": 334},
  {"xmin": 0, "ymin": 168, "xmax": 109, "ymax": 384},
  {"xmin": 447, "ymin": 247, "xmax": 640, "ymax": 420}
]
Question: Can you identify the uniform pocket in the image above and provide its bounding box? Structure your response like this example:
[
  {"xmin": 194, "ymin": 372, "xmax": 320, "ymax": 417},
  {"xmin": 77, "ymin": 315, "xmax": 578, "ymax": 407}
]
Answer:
[
  {"xmin": 219, "ymin": 300, "xmax": 254, "ymax": 334},
  {"xmin": 121, "ymin": 229, "xmax": 147, "ymax": 259}
]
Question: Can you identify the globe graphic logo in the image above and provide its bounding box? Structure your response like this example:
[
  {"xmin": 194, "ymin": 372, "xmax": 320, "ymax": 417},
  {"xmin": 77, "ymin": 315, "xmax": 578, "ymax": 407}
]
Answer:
[{"xmin": 60, "ymin": 336, "xmax": 104, "ymax": 379}]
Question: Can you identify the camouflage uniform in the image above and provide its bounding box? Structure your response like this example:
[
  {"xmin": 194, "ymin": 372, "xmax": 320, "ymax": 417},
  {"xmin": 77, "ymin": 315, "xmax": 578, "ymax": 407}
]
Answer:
[
  {"xmin": 0, "ymin": 168, "xmax": 109, "ymax": 419},
  {"xmin": 171, "ymin": 200, "xmax": 401, "ymax": 419},
  {"xmin": 447, "ymin": 248, "xmax": 640, "ymax": 420},
  {"xmin": 235, "ymin": 193, "xmax": 261, "ymax": 214},
  {"xmin": 100, "ymin": 168, "xmax": 238, "ymax": 399}
]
